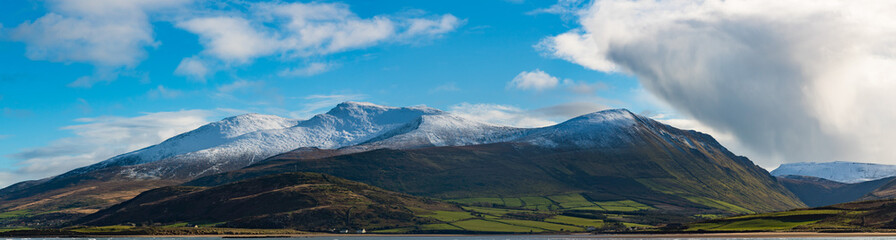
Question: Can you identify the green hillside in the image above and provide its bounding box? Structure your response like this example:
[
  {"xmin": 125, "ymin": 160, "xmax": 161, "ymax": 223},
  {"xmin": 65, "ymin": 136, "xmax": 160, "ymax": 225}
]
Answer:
[
  {"xmin": 75, "ymin": 172, "xmax": 459, "ymax": 231},
  {"xmin": 188, "ymin": 141, "xmax": 804, "ymax": 218},
  {"xmin": 70, "ymin": 172, "xmax": 656, "ymax": 233}
]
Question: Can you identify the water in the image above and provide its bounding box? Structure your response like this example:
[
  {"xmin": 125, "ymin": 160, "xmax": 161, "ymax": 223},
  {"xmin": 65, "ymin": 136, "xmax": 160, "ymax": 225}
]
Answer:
[{"xmin": 5, "ymin": 237, "xmax": 896, "ymax": 240}]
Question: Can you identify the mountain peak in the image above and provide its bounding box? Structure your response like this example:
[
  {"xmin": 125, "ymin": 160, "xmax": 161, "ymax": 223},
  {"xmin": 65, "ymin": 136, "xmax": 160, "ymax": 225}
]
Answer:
[
  {"xmin": 334, "ymin": 101, "xmax": 393, "ymax": 110},
  {"xmin": 221, "ymin": 113, "xmax": 289, "ymax": 123},
  {"xmin": 323, "ymin": 102, "xmax": 443, "ymax": 119},
  {"xmin": 212, "ymin": 113, "xmax": 296, "ymax": 138},
  {"xmin": 560, "ymin": 108, "xmax": 637, "ymax": 126}
]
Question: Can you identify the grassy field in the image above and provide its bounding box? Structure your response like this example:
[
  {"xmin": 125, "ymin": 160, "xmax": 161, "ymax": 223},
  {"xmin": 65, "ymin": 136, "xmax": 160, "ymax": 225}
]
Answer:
[
  {"xmin": 450, "ymin": 193, "xmax": 656, "ymax": 213},
  {"xmin": 685, "ymin": 196, "xmax": 754, "ymax": 214},
  {"xmin": 0, "ymin": 227, "xmax": 32, "ymax": 233},
  {"xmin": 496, "ymin": 219, "xmax": 585, "ymax": 232},
  {"xmin": 594, "ymin": 200, "xmax": 652, "ymax": 211},
  {"xmin": 0, "ymin": 210, "xmax": 32, "ymax": 220},
  {"xmin": 724, "ymin": 209, "xmax": 843, "ymax": 220},
  {"xmin": 69, "ymin": 225, "xmax": 135, "ymax": 233},
  {"xmin": 1, "ymin": 191, "xmax": 777, "ymax": 235},
  {"xmin": 419, "ymin": 210, "xmax": 476, "ymax": 222},
  {"xmin": 377, "ymin": 194, "xmax": 661, "ymax": 233},
  {"xmin": 545, "ymin": 215, "xmax": 604, "ymax": 227},
  {"xmin": 452, "ymin": 219, "xmax": 539, "ymax": 233},
  {"xmin": 688, "ymin": 218, "xmax": 821, "ymax": 231},
  {"xmin": 685, "ymin": 209, "xmax": 850, "ymax": 232}
]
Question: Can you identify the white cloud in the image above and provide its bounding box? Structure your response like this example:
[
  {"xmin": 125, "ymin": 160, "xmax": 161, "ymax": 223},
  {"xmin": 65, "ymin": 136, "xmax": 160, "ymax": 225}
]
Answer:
[
  {"xmin": 147, "ymin": 85, "xmax": 183, "ymax": 99},
  {"xmin": 508, "ymin": 69, "xmax": 605, "ymax": 94},
  {"xmin": 538, "ymin": 32, "xmax": 614, "ymax": 72},
  {"xmin": 8, "ymin": 1, "xmax": 461, "ymax": 82},
  {"xmin": 450, "ymin": 102, "xmax": 608, "ymax": 128},
  {"xmin": 9, "ymin": 0, "xmax": 179, "ymax": 66},
  {"xmin": 174, "ymin": 56, "xmax": 210, "ymax": 80},
  {"xmin": 563, "ymin": 79, "xmax": 606, "ymax": 95},
  {"xmin": 430, "ymin": 82, "xmax": 461, "ymax": 93},
  {"xmin": 451, "ymin": 103, "xmax": 556, "ymax": 128},
  {"xmin": 177, "ymin": 16, "xmax": 280, "ymax": 63},
  {"xmin": 528, "ymin": 0, "xmax": 587, "ymax": 17},
  {"xmin": 279, "ymin": 62, "xmax": 335, "ymax": 77},
  {"xmin": 508, "ymin": 69, "xmax": 559, "ymax": 91},
  {"xmin": 2, "ymin": 109, "xmax": 217, "ymax": 187},
  {"xmin": 8, "ymin": 0, "xmax": 187, "ymax": 86},
  {"xmin": 531, "ymin": 101, "xmax": 609, "ymax": 118},
  {"xmin": 177, "ymin": 2, "xmax": 463, "ymax": 78},
  {"xmin": 401, "ymin": 14, "xmax": 462, "ymax": 39},
  {"xmin": 541, "ymin": 0, "xmax": 896, "ymax": 166},
  {"xmin": 216, "ymin": 79, "xmax": 264, "ymax": 94},
  {"xmin": 0, "ymin": 135, "xmax": 11, "ymax": 140}
]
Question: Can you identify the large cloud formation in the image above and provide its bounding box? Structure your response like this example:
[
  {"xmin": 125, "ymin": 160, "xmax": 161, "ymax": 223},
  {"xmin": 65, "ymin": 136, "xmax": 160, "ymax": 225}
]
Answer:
[{"xmin": 540, "ymin": 0, "xmax": 896, "ymax": 166}]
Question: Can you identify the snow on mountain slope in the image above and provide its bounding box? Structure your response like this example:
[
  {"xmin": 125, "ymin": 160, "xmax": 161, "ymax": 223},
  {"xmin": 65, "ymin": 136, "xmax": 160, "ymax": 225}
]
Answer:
[
  {"xmin": 349, "ymin": 114, "xmax": 529, "ymax": 150},
  {"xmin": 60, "ymin": 104, "xmax": 720, "ymax": 180},
  {"xmin": 68, "ymin": 102, "xmax": 448, "ymax": 178},
  {"xmin": 771, "ymin": 161, "xmax": 896, "ymax": 183},
  {"xmin": 521, "ymin": 109, "xmax": 640, "ymax": 148},
  {"xmin": 86, "ymin": 114, "xmax": 298, "ymax": 168}
]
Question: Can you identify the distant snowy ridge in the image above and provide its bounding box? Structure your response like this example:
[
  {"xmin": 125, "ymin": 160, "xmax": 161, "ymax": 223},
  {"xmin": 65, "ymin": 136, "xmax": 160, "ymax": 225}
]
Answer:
[{"xmin": 771, "ymin": 161, "xmax": 896, "ymax": 183}]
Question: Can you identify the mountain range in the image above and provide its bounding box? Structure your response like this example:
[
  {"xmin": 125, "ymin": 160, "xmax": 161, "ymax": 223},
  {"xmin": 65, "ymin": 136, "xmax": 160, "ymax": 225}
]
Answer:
[
  {"xmin": 771, "ymin": 161, "xmax": 896, "ymax": 183},
  {"xmin": 0, "ymin": 101, "xmax": 856, "ymax": 232}
]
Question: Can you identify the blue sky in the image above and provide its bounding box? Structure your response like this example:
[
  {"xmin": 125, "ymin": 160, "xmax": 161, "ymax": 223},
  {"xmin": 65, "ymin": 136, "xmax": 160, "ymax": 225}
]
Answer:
[{"xmin": 0, "ymin": 0, "xmax": 676, "ymax": 185}]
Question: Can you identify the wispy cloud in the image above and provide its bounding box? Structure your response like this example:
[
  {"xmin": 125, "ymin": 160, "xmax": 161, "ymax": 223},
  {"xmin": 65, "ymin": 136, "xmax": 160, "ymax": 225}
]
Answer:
[
  {"xmin": 8, "ymin": 0, "xmax": 186, "ymax": 67},
  {"xmin": 449, "ymin": 101, "xmax": 608, "ymax": 128},
  {"xmin": 429, "ymin": 82, "xmax": 461, "ymax": 93},
  {"xmin": 176, "ymin": 2, "xmax": 463, "ymax": 78},
  {"xmin": 279, "ymin": 62, "xmax": 336, "ymax": 77},
  {"xmin": 508, "ymin": 69, "xmax": 606, "ymax": 94},
  {"xmin": 527, "ymin": 0, "xmax": 587, "ymax": 19},
  {"xmin": 173, "ymin": 56, "xmax": 210, "ymax": 80},
  {"xmin": 8, "ymin": 0, "xmax": 189, "ymax": 87},
  {"xmin": 2, "ymin": 109, "xmax": 218, "ymax": 187},
  {"xmin": 147, "ymin": 85, "xmax": 183, "ymax": 99},
  {"xmin": 508, "ymin": 69, "xmax": 559, "ymax": 91},
  {"xmin": 8, "ymin": 1, "xmax": 462, "ymax": 85}
]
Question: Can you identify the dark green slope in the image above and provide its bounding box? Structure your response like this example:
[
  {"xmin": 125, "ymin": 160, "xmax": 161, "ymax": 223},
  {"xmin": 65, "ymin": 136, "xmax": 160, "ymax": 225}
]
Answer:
[
  {"xmin": 778, "ymin": 175, "xmax": 894, "ymax": 207},
  {"xmin": 76, "ymin": 172, "xmax": 458, "ymax": 231},
  {"xmin": 188, "ymin": 140, "xmax": 803, "ymax": 215}
]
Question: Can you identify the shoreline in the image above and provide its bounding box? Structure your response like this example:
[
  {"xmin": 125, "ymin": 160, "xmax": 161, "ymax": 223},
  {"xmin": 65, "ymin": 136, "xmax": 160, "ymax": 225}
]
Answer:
[{"xmin": 11, "ymin": 232, "xmax": 896, "ymax": 238}]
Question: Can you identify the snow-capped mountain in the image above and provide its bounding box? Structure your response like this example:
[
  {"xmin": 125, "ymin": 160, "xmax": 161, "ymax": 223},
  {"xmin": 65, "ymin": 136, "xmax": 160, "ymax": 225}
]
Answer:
[
  {"xmin": 45, "ymin": 103, "xmax": 731, "ymax": 181},
  {"xmin": 64, "ymin": 102, "xmax": 519, "ymax": 179},
  {"xmin": 1, "ymin": 102, "xmax": 765, "ymax": 225},
  {"xmin": 522, "ymin": 109, "xmax": 641, "ymax": 148},
  {"xmin": 521, "ymin": 109, "xmax": 714, "ymax": 152},
  {"xmin": 771, "ymin": 161, "xmax": 896, "ymax": 183},
  {"xmin": 79, "ymin": 113, "xmax": 299, "ymax": 171},
  {"xmin": 348, "ymin": 114, "xmax": 528, "ymax": 150}
]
